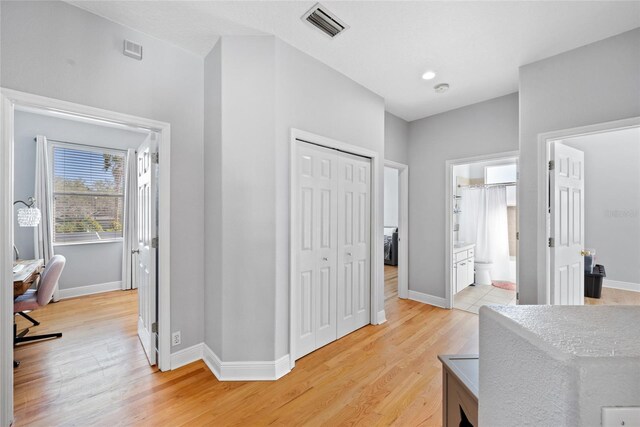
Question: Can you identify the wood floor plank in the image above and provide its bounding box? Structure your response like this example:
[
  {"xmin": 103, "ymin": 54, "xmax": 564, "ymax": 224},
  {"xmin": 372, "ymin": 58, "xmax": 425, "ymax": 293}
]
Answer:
[{"xmin": 13, "ymin": 270, "xmax": 481, "ymax": 426}]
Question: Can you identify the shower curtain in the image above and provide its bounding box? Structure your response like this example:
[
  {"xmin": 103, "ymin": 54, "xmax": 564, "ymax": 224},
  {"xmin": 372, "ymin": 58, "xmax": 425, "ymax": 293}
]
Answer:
[{"xmin": 459, "ymin": 186, "xmax": 510, "ymax": 282}]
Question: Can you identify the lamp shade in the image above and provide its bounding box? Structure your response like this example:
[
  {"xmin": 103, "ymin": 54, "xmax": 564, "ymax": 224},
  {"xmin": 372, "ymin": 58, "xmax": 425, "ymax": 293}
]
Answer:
[{"xmin": 17, "ymin": 207, "xmax": 41, "ymax": 227}]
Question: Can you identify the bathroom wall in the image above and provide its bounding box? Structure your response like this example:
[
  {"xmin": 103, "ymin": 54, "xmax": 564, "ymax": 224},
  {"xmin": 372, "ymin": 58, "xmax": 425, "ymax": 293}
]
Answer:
[{"xmin": 563, "ymin": 126, "xmax": 640, "ymax": 289}]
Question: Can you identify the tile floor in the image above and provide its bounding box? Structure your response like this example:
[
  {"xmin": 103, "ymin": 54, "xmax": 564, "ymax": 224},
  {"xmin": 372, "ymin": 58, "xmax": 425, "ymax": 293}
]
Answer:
[{"xmin": 454, "ymin": 284, "xmax": 516, "ymax": 314}]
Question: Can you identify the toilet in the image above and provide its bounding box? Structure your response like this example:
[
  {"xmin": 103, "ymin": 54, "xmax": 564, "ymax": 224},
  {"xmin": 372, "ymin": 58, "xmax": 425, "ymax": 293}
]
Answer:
[{"xmin": 475, "ymin": 262, "xmax": 493, "ymax": 286}]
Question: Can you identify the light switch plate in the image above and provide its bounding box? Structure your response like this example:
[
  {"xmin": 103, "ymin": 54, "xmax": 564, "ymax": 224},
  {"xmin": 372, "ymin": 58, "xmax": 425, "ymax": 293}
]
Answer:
[{"xmin": 602, "ymin": 407, "xmax": 640, "ymax": 427}]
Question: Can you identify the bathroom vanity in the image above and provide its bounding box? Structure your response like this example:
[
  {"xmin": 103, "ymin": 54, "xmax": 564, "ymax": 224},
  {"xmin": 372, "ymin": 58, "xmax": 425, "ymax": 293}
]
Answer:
[{"xmin": 453, "ymin": 243, "xmax": 475, "ymax": 294}]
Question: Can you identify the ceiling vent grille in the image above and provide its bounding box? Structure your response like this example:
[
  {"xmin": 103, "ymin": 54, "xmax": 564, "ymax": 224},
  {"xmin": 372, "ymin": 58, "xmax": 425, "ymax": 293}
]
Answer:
[{"xmin": 302, "ymin": 3, "xmax": 349, "ymax": 38}]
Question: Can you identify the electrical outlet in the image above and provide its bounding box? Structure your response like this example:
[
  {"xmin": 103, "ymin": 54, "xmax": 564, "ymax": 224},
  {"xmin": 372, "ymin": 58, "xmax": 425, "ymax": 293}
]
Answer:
[{"xmin": 171, "ymin": 331, "xmax": 181, "ymax": 347}]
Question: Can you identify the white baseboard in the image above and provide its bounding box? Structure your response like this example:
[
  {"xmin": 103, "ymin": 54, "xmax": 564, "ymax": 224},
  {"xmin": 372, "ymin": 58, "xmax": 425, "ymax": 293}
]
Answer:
[
  {"xmin": 603, "ymin": 279, "xmax": 640, "ymax": 293},
  {"xmin": 170, "ymin": 343, "xmax": 204, "ymax": 370},
  {"xmin": 58, "ymin": 281, "xmax": 123, "ymax": 299},
  {"xmin": 202, "ymin": 343, "xmax": 291, "ymax": 381},
  {"xmin": 408, "ymin": 290, "xmax": 448, "ymax": 308},
  {"xmin": 376, "ymin": 309, "xmax": 387, "ymax": 324}
]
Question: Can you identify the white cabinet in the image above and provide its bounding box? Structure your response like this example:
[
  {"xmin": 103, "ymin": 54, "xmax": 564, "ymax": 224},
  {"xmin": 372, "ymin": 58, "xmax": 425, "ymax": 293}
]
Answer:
[{"xmin": 453, "ymin": 245, "xmax": 475, "ymax": 294}]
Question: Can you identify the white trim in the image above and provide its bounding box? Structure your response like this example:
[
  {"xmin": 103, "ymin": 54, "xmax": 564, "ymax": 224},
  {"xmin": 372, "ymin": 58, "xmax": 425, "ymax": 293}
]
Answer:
[
  {"xmin": 0, "ymin": 90, "xmax": 15, "ymax": 427},
  {"xmin": 384, "ymin": 160, "xmax": 409, "ymax": 300},
  {"xmin": 376, "ymin": 309, "xmax": 387, "ymax": 324},
  {"xmin": 202, "ymin": 344, "xmax": 291, "ymax": 381},
  {"xmin": 170, "ymin": 343, "xmax": 204, "ymax": 370},
  {"xmin": 289, "ymin": 128, "xmax": 384, "ymax": 371},
  {"xmin": 538, "ymin": 117, "xmax": 640, "ymax": 305},
  {"xmin": 445, "ymin": 151, "xmax": 520, "ymax": 310},
  {"xmin": 1, "ymin": 88, "xmax": 172, "ymax": 425},
  {"xmin": 57, "ymin": 281, "xmax": 123, "ymax": 300},
  {"xmin": 408, "ymin": 290, "xmax": 448, "ymax": 308},
  {"xmin": 603, "ymin": 279, "xmax": 640, "ymax": 293}
]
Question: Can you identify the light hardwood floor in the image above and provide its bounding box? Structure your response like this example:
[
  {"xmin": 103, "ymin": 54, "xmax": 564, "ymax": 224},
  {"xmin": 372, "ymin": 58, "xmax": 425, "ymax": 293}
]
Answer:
[{"xmin": 13, "ymin": 272, "xmax": 479, "ymax": 426}]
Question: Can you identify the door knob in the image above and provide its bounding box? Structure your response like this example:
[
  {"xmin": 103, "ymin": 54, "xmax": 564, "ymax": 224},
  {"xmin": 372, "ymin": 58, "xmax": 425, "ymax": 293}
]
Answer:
[
  {"xmin": 347, "ymin": 252, "xmax": 352, "ymax": 256},
  {"xmin": 322, "ymin": 257, "xmax": 328, "ymax": 261},
  {"xmin": 132, "ymin": 249, "xmax": 140, "ymax": 254},
  {"xmin": 580, "ymin": 250, "xmax": 589, "ymax": 256}
]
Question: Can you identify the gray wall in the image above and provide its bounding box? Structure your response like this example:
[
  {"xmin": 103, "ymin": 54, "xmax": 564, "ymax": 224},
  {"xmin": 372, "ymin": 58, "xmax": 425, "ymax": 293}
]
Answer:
[
  {"xmin": 563, "ymin": 127, "xmax": 640, "ymax": 285},
  {"xmin": 407, "ymin": 93, "xmax": 519, "ymax": 299},
  {"xmin": 1, "ymin": 0, "xmax": 205, "ymax": 352},
  {"xmin": 519, "ymin": 28, "xmax": 640, "ymax": 304},
  {"xmin": 13, "ymin": 111, "xmax": 147, "ymax": 290},
  {"xmin": 203, "ymin": 41, "xmax": 223, "ymax": 357},
  {"xmin": 384, "ymin": 112, "xmax": 410, "ymax": 164},
  {"xmin": 202, "ymin": 36, "xmax": 385, "ymax": 362}
]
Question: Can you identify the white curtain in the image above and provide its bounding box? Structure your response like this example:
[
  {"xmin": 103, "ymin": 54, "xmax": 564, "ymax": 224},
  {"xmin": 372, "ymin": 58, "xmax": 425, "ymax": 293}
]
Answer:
[
  {"xmin": 122, "ymin": 148, "xmax": 137, "ymax": 290},
  {"xmin": 33, "ymin": 135, "xmax": 56, "ymax": 298},
  {"xmin": 459, "ymin": 186, "xmax": 510, "ymax": 281}
]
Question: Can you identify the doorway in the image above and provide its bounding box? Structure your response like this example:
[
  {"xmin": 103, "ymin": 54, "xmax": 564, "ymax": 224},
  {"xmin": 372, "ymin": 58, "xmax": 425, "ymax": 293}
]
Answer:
[
  {"xmin": 1, "ymin": 88, "xmax": 172, "ymax": 426},
  {"xmin": 383, "ymin": 160, "xmax": 408, "ymax": 305},
  {"xmin": 445, "ymin": 152, "xmax": 520, "ymax": 313},
  {"xmin": 542, "ymin": 119, "xmax": 640, "ymax": 306}
]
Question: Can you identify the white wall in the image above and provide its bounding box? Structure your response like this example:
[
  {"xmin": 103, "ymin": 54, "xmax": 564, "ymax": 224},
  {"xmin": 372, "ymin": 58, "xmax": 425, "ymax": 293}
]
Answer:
[
  {"xmin": 384, "ymin": 167, "xmax": 399, "ymax": 231},
  {"xmin": 519, "ymin": 28, "xmax": 640, "ymax": 304},
  {"xmin": 13, "ymin": 111, "xmax": 147, "ymax": 290},
  {"xmin": 1, "ymin": 0, "xmax": 205, "ymax": 352},
  {"xmin": 563, "ymin": 127, "xmax": 640, "ymax": 286},
  {"xmin": 408, "ymin": 93, "xmax": 519, "ymax": 299},
  {"xmin": 385, "ymin": 112, "xmax": 409, "ymax": 164}
]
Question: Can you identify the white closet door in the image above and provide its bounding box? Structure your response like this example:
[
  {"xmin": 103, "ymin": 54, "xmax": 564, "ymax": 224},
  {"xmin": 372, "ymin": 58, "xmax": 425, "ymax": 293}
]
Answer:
[
  {"xmin": 337, "ymin": 152, "xmax": 371, "ymax": 338},
  {"xmin": 294, "ymin": 142, "xmax": 338, "ymax": 359}
]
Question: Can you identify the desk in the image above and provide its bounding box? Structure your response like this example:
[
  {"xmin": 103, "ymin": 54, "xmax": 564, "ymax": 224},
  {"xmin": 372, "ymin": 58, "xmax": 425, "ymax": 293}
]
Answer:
[{"xmin": 13, "ymin": 259, "xmax": 44, "ymax": 299}]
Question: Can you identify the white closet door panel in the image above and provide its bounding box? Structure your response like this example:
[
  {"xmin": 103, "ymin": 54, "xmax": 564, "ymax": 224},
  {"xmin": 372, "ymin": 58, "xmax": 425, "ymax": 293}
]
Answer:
[
  {"xmin": 337, "ymin": 152, "xmax": 371, "ymax": 338},
  {"xmin": 295, "ymin": 142, "xmax": 338, "ymax": 359}
]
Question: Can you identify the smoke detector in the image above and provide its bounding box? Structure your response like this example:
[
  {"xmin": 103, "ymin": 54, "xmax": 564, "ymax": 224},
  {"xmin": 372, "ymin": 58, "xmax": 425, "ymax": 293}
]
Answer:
[
  {"xmin": 302, "ymin": 3, "xmax": 349, "ymax": 38},
  {"xmin": 434, "ymin": 83, "xmax": 450, "ymax": 94}
]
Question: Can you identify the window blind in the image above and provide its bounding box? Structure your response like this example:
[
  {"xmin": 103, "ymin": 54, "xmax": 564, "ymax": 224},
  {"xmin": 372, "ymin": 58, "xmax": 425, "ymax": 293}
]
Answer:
[{"xmin": 51, "ymin": 144, "xmax": 126, "ymax": 244}]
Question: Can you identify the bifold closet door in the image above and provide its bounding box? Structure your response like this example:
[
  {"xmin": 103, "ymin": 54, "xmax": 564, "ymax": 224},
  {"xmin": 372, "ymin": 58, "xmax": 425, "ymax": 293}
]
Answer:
[
  {"xmin": 295, "ymin": 142, "xmax": 338, "ymax": 359},
  {"xmin": 294, "ymin": 141, "xmax": 371, "ymax": 360},
  {"xmin": 336, "ymin": 152, "xmax": 371, "ymax": 338}
]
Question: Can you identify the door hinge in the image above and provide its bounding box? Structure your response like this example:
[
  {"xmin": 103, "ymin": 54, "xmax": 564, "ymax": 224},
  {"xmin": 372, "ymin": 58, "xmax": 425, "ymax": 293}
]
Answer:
[
  {"xmin": 548, "ymin": 237, "xmax": 554, "ymax": 248},
  {"xmin": 516, "ymin": 232, "xmax": 520, "ymax": 240},
  {"xmin": 151, "ymin": 322, "xmax": 158, "ymax": 333},
  {"xmin": 548, "ymin": 160, "xmax": 554, "ymax": 171},
  {"xmin": 152, "ymin": 237, "xmax": 159, "ymax": 248},
  {"xmin": 151, "ymin": 152, "xmax": 159, "ymax": 164},
  {"xmin": 516, "ymin": 292, "xmax": 519, "ymax": 300}
]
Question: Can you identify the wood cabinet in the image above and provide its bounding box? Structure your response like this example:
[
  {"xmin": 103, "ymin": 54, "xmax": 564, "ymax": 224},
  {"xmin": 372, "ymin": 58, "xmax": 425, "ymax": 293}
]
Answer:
[
  {"xmin": 453, "ymin": 245, "xmax": 475, "ymax": 294},
  {"xmin": 438, "ymin": 354, "xmax": 479, "ymax": 427}
]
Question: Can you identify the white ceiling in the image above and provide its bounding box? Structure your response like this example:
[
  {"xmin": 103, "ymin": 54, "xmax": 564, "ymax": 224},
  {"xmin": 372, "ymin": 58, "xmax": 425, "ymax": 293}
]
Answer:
[{"xmin": 67, "ymin": 1, "xmax": 640, "ymax": 122}]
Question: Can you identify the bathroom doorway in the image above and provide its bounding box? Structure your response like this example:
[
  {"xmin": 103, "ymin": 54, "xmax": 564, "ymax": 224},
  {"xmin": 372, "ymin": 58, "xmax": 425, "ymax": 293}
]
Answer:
[{"xmin": 445, "ymin": 152, "xmax": 519, "ymax": 314}]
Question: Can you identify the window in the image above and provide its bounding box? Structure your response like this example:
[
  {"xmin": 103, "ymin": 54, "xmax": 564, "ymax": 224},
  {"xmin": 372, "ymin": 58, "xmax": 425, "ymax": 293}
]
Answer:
[
  {"xmin": 50, "ymin": 143, "xmax": 126, "ymax": 244},
  {"xmin": 485, "ymin": 163, "xmax": 517, "ymax": 184}
]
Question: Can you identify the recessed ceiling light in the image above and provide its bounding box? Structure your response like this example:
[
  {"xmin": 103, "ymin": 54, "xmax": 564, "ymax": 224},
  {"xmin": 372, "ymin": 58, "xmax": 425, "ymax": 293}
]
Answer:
[
  {"xmin": 422, "ymin": 71, "xmax": 436, "ymax": 80},
  {"xmin": 434, "ymin": 83, "xmax": 450, "ymax": 93}
]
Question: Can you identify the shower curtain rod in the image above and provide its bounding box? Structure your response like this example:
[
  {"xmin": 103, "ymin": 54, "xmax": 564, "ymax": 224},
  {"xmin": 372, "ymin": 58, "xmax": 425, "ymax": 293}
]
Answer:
[{"xmin": 457, "ymin": 182, "xmax": 517, "ymax": 189}]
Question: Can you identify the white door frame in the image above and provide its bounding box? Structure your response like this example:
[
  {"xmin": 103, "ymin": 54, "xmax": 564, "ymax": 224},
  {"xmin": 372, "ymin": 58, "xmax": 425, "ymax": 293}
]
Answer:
[
  {"xmin": 445, "ymin": 150, "xmax": 520, "ymax": 309},
  {"xmin": 383, "ymin": 160, "xmax": 409, "ymax": 299},
  {"xmin": 0, "ymin": 88, "xmax": 172, "ymax": 426},
  {"xmin": 537, "ymin": 116, "xmax": 640, "ymax": 305},
  {"xmin": 290, "ymin": 128, "xmax": 384, "ymax": 370}
]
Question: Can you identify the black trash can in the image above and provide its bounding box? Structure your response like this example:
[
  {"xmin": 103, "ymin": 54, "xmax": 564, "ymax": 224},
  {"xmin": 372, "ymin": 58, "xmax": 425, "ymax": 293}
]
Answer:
[{"xmin": 585, "ymin": 264, "xmax": 606, "ymax": 298}]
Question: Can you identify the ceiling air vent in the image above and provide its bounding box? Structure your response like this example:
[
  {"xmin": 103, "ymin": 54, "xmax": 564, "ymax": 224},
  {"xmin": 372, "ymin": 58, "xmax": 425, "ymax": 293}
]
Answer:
[
  {"xmin": 123, "ymin": 40, "xmax": 143, "ymax": 61},
  {"xmin": 302, "ymin": 3, "xmax": 349, "ymax": 38}
]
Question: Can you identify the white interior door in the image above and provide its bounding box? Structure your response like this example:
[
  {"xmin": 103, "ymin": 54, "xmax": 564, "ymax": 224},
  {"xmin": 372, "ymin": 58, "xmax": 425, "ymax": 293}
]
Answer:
[
  {"xmin": 294, "ymin": 142, "xmax": 338, "ymax": 359},
  {"xmin": 336, "ymin": 152, "xmax": 371, "ymax": 338},
  {"xmin": 136, "ymin": 134, "xmax": 158, "ymax": 365},
  {"xmin": 550, "ymin": 142, "xmax": 585, "ymax": 305}
]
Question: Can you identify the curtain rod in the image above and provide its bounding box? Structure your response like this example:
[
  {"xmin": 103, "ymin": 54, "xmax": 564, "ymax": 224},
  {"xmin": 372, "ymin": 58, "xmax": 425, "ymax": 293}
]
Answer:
[
  {"xmin": 35, "ymin": 137, "xmax": 129, "ymax": 154},
  {"xmin": 457, "ymin": 182, "xmax": 517, "ymax": 189}
]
